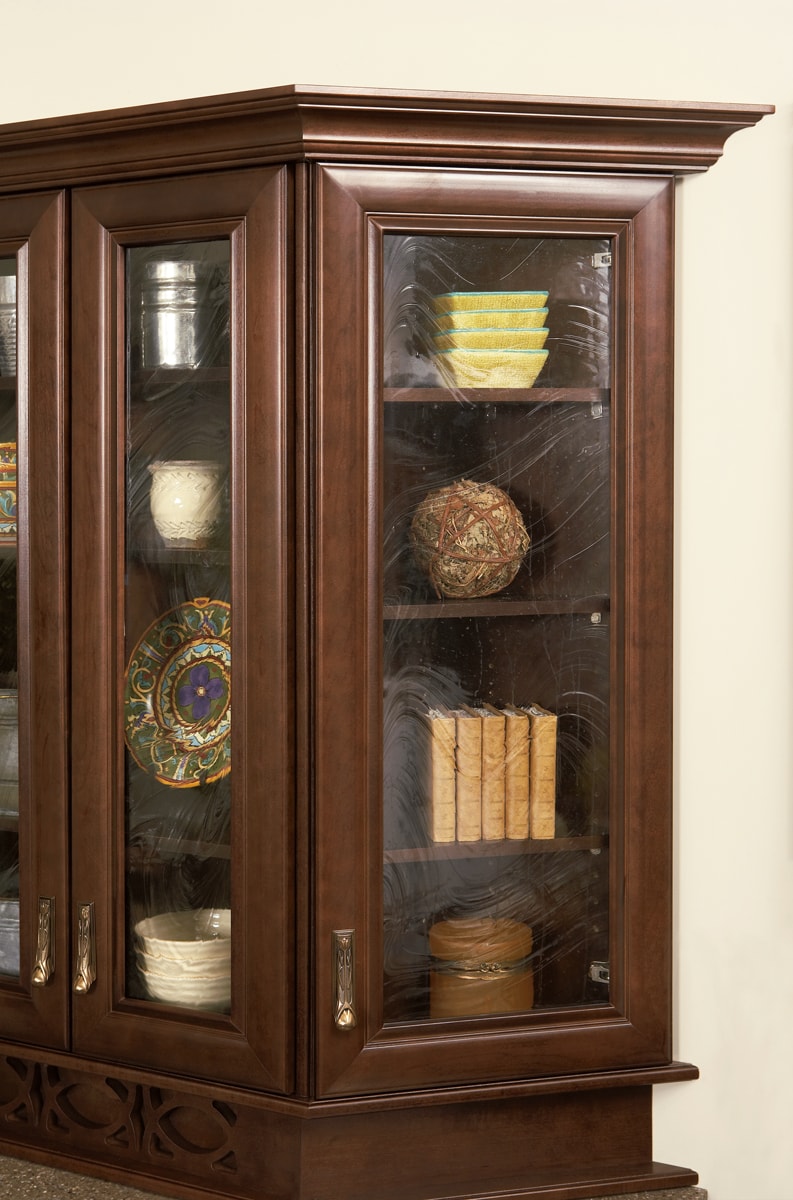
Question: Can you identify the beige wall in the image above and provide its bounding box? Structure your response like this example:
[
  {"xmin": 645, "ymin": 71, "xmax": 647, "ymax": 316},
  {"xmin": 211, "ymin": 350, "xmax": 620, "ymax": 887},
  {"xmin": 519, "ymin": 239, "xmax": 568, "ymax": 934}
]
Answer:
[{"xmin": 4, "ymin": 3, "xmax": 792, "ymax": 1198}]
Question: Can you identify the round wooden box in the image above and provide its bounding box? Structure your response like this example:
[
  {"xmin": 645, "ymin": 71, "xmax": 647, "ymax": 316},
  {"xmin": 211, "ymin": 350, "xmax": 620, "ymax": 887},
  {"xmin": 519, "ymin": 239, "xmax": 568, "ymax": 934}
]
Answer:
[{"xmin": 429, "ymin": 916, "xmax": 534, "ymax": 1019}]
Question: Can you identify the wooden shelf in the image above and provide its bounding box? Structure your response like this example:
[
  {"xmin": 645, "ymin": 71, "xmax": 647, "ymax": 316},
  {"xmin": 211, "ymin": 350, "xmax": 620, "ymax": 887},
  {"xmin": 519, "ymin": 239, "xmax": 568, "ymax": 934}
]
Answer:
[
  {"xmin": 384, "ymin": 386, "xmax": 609, "ymax": 405},
  {"xmin": 128, "ymin": 837, "xmax": 231, "ymax": 862},
  {"xmin": 131, "ymin": 366, "xmax": 229, "ymax": 387},
  {"xmin": 383, "ymin": 595, "xmax": 609, "ymax": 620},
  {"xmin": 384, "ymin": 835, "xmax": 607, "ymax": 864},
  {"xmin": 132, "ymin": 544, "xmax": 230, "ymax": 566}
]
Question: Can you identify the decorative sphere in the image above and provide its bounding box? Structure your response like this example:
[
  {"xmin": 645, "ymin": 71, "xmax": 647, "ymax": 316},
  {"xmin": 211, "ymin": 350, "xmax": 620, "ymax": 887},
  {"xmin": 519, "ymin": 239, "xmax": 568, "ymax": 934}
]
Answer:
[{"xmin": 410, "ymin": 478, "xmax": 529, "ymax": 599}]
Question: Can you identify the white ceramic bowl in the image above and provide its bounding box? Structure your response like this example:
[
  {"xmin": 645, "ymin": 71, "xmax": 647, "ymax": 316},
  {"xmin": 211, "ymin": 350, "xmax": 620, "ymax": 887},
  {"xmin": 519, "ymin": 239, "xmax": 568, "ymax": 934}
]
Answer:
[
  {"xmin": 135, "ymin": 909, "xmax": 231, "ymax": 967},
  {"xmin": 138, "ymin": 964, "xmax": 230, "ymax": 1008},
  {"xmin": 138, "ymin": 949, "xmax": 230, "ymax": 978}
]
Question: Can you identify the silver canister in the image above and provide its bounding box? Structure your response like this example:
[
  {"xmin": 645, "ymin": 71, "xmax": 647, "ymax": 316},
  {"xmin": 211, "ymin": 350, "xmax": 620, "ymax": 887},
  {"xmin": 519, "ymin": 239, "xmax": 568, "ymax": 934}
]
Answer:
[
  {"xmin": 140, "ymin": 260, "xmax": 225, "ymax": 369},
  {"xmin": 0, "ymin": 276, "xmax": 17, "ymax": 376},
  {"xmin": 0, "ymin": 899, "xmax": 20, "ymax": 976},
  {"xmin": 0, "ymin": 689, "xmax": 18, "ymax": 814}
]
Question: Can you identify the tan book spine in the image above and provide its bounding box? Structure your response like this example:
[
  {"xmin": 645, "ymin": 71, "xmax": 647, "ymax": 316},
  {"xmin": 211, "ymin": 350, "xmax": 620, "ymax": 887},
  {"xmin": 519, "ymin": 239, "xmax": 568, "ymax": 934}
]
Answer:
[
  {"xmin": 423, "ymin": 708, "xmax": 456, "ymax": 843},
  {"xmin": 502, "ymin": 704, "xmax": 530, "ymax": 839},
  {"xmin": 452, "ymin": 708, "xmax": 482, "ymax": 842},
  {"xmin": 528, "ymin": 703, "xmax": 557, "ymax": 839},
  {"xmin": 471, "ymin": 702, "xmax": 506, "ymax": 840}
]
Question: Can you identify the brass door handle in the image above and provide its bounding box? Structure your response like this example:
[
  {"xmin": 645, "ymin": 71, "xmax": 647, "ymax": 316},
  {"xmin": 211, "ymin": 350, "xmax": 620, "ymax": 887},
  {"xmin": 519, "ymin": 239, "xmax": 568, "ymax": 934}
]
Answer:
[
  {"xmin": 333, "ymin": 929, "xmax": 357, "ymax": 1030},
  {"xmin": 31, "ymin": 896, "xmax": 54, "ymax": 987},
  {"xmin": 73, "ymin": 901, "xmax": 96, "ymax": 994}
]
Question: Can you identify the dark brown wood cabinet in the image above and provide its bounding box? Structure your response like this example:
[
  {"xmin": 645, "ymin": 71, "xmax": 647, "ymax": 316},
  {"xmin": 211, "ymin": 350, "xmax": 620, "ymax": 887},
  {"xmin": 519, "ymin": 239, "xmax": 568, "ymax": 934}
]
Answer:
[{"xmin": 0, "ymin": 87, "xmax": 771, "ymax": 1200}]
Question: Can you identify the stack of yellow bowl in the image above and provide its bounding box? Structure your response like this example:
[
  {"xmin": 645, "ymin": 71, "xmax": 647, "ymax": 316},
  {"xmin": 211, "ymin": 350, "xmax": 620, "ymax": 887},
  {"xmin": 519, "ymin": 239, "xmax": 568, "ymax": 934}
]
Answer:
[{"xmin": 431, "ymin": 290, "xmax": 549, "ymax": 388}]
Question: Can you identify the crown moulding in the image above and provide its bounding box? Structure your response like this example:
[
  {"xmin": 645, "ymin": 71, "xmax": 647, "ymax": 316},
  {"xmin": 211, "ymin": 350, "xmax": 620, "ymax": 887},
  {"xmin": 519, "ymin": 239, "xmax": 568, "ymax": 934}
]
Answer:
[{"xmin": 0, "ymin": 84, "xmax": 774, "ymax": 191}]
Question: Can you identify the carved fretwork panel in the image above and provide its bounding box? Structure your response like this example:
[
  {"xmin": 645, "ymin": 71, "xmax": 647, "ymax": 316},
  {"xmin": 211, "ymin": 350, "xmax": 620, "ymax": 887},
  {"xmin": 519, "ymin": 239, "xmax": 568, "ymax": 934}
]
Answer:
[
  {"xmin": 0, "ymin": 1053, "xmax": 280, "ymax": 1198},
  {"xmin": 0, "ymin": 1057, "xmax": 43, "ymax": 1129}
]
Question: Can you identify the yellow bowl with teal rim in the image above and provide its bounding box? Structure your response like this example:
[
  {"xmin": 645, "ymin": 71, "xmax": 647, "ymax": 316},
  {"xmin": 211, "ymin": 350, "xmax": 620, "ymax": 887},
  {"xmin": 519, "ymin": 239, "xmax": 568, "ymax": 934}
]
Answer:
[
  {"xmin": 434, "ymin": 307, "xmax": 548, "ymax": 331},
  {"xmin": 433, "ymin": 327, "xmax": 549, "ymax": 351},
  {"xmin": 433, "ymin": 348, "xmax": 549, "ymax": 389},
  {"xmin": 432, "ymin": 290, "xmax": 548, "ymax": 313}
]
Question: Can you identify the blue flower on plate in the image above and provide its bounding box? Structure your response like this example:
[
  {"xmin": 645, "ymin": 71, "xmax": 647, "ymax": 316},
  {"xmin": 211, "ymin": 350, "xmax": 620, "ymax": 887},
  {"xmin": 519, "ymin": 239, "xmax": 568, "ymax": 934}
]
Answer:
[{"xmin": 177, "ymin": 662, "xmax": 225, "ymax": 722}]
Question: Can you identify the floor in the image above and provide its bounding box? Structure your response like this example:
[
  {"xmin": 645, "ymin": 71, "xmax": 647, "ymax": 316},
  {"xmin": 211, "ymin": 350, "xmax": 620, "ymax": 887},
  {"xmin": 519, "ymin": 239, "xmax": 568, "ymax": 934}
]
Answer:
[
  {"xmin": 0, "ymin": 1156, "xmax": 709, "ymax": 1200},
  {"xmin": 0, "ymin": 1154, "xmax": 169, "ymax": 1199}
]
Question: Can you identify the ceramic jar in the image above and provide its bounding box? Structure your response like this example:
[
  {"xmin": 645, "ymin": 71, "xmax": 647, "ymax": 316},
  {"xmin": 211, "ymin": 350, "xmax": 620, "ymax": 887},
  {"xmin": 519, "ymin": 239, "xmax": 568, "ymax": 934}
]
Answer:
[{"xmin": 148, "ymin": 460, "xmax": 224, "ymax": 547}]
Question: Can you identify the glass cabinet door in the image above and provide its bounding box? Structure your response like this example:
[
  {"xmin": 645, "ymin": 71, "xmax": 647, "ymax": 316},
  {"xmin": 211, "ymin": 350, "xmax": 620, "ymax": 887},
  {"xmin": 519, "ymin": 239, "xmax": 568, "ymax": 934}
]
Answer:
[
  {"xmin": 382, "ymin": 232, "xmax": 611, "ymax": 1027},
  {"xmin": 0, "ymin": 255, "xmax": 20, "ymax": 986},
  {"xmin": 0, "ymin": 193, "xmax": 68, "ymax": 1051},
  {"xmin": 70, "ymin": 170, "xmax": 293, "ymax": 1091},
  {"xmin": 314, "ymin": 166, "xmax": 675, "ymax": 1099}
]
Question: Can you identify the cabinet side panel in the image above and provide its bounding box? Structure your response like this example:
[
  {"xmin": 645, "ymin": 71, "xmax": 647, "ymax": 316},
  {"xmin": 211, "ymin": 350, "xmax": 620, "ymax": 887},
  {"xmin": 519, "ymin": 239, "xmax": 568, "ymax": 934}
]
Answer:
[{"xmin": 618, "ymin": 179, "xmax": 676, "ymax": 1055}]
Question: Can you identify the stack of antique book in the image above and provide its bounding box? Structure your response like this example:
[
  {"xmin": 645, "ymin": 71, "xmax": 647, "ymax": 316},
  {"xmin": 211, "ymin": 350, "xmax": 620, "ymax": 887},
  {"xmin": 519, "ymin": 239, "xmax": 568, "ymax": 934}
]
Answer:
[{"xmin": 423, "ymin": 702, "xmax": 557, "ymax": 844}]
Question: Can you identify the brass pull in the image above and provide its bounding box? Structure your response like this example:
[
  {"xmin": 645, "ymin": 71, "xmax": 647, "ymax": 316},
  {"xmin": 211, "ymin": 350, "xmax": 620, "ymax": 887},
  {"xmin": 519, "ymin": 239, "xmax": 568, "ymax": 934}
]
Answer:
[
  {"xmin": 333, "ymin": 929, "xmax": 357, "ymax": 1030},
  {"xmin": 31, "ymin": 896, "xmax": 54, "ymax": 987},
  {"xmin": 73, "ymin": 901, "xmax": 96, "ymax": 994}
]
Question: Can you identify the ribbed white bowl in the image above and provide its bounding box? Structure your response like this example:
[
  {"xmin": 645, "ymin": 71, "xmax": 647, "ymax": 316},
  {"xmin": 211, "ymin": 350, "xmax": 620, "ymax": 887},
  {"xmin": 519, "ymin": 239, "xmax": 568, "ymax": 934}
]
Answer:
[
  {"xmin": 139, "ymin": 965, "xmax": 230, "ymax": 1008},
  {"xmin": 135, "ymin": 909, "xmax": 230, "ymax": 962}
]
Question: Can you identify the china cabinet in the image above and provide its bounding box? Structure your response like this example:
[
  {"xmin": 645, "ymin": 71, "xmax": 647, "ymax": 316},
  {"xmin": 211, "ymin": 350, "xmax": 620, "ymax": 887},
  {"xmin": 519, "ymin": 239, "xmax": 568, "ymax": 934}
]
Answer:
[{"xmin": 0, "ymin": 86, "xmax": 771, "ymax": 1200}]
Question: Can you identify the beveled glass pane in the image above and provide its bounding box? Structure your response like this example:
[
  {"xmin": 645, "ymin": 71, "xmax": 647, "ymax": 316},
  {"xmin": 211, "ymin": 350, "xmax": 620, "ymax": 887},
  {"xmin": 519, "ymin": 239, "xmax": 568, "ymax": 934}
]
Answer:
[
  {"xmin": 0, "ymin": 257, "xmax": 18, "ymax": 979},
  {"xmin": 123, "ymin": 241, "xmax": 232, "ymax": 1013},
  {"xmin": 382, "ymin": 233, "xmax": 611, "ymax": 1023}
]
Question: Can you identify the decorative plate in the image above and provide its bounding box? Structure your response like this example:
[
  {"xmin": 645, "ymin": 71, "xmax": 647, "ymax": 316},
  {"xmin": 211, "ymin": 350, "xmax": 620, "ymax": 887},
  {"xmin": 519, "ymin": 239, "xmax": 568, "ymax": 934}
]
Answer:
[{"xmin": 125, "ymin": 597, "xmax": 231, "ymax": 787}]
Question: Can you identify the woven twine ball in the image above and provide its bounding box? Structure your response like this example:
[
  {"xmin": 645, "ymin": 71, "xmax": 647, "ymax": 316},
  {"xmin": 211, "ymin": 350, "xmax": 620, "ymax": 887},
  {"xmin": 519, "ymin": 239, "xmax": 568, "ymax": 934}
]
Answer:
[{"xmin": 410, "ymin": 478, "xmax": 530, "ymax": 599}]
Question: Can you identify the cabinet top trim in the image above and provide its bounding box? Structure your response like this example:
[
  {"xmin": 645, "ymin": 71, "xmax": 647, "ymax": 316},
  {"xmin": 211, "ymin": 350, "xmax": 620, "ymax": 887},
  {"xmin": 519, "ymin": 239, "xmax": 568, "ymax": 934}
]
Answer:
[{"xmin": 0, "ymin": 84, "xmax": 773, "ymax": 190}]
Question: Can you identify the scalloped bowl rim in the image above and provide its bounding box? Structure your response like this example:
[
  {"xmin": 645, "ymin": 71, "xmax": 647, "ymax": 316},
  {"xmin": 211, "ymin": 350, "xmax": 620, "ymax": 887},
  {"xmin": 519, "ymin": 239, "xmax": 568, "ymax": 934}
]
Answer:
[
  {"xmin": 138, "ymin": 950, "xmax": 230, "ymax": 976},
  {"xmin": 434, "ymin": 307, "xmax": 549, "ymax": 318},
  {"xmin": 140, "ymin": 976, "xmax": 231, "ymax": 1005},
  {"xmin": 139, "ymin": 959, "xmax": 230, "ymax": 983},
  {"xmin": 137, "ymin": 941, "xmax": 230, "ymax": 961},
  {"xmin": 135, "ymin": 909, "xmax": 231, "ymax": 957}
]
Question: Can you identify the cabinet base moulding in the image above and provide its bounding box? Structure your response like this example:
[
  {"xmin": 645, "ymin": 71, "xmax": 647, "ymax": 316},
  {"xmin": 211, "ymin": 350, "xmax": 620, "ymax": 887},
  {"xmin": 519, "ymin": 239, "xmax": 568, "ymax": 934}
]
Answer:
[{"xmin": 0, "ymin": 1049, "xmax": 697, "ymax": 1200}]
